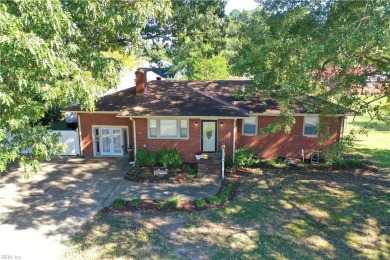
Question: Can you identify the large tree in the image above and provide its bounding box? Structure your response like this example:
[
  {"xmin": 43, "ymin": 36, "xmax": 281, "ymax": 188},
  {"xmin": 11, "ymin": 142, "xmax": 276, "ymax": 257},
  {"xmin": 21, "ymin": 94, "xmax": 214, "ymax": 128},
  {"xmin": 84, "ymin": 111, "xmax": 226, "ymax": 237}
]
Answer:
[
  {"xmin": 232, "ymin": 0, "xmax": 389, "ymax": 139},
  {"xmin": 0, "ymin": 0, "xmax": 170, "ymax": 176},
  {"xmin": 142, "ymin": 0, "xmax": 229, "ymax": 79}
]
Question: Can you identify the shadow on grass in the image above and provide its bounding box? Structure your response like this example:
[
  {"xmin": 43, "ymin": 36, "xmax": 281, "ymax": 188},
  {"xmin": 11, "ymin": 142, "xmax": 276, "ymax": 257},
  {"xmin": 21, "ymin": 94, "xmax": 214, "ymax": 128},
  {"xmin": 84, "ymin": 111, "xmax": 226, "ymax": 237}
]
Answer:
[
  {"xmin": 353, "ymin": 147, "xmax": 390, "ymax": 168},
  {"xmin": 65, "ymin": 168, "xmax": 390, "ymax": 259}
]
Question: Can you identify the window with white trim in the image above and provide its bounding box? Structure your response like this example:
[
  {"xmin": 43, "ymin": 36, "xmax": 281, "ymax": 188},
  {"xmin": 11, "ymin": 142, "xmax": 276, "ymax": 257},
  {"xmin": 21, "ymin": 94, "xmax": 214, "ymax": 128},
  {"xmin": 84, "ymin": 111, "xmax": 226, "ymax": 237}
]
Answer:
[
  {"xmin": 303, "ymin": 117, "xmax": 318, "ymax": 136},
  {"xmin": 243, "ymin": 117, "xmax": 257, "ymax": 135},
  {"xmin": 148, "ymin": 119, "xmax": 188, "ymax": 139}
]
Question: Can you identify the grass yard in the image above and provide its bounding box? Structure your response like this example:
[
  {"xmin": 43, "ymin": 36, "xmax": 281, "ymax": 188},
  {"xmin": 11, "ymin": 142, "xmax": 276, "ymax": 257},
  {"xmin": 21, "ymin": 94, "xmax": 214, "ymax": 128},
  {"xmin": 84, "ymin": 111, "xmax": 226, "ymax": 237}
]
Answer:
[
  {"xmin": 64, "ymin": 167, "xmax": 389, "ymax": 259},
  {"xmin": 346, "ymin": 115, "xmax": 390, "ymax": 169}
]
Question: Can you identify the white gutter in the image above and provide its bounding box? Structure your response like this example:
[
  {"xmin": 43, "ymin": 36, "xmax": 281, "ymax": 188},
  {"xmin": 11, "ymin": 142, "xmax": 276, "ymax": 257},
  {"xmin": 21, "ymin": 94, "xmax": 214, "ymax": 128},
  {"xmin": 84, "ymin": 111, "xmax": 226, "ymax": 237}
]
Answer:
[
  {"xmin": 129, "ymin": 117, "xmax": 137, "ymax": 163},
  {"xmin": 233, "ymin": 118, "xmax": 237, "ymax": 162}
]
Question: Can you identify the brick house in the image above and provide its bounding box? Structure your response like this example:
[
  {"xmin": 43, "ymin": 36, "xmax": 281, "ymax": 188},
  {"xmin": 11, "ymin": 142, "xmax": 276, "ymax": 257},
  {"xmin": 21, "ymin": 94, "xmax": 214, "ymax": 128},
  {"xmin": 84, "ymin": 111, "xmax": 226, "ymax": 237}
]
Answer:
[{"xmin": 65, "ymin": 69, "xmax": 349, "ymax": 163}]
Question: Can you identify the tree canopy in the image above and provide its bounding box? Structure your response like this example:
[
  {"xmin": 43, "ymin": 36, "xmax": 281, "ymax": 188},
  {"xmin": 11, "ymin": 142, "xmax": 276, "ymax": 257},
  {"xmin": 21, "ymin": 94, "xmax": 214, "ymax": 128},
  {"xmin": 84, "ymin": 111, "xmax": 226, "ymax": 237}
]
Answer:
[
  {"xmin": 142, "ymin": 0, "xmax": 229, "ymax": 79},
  {"xmin": 232, "ymin": 0, "xmax": 389, "ymax": 137},
  {"xmin": 0, "ymin": 0, "xmax": 170, "ymax": 176}
]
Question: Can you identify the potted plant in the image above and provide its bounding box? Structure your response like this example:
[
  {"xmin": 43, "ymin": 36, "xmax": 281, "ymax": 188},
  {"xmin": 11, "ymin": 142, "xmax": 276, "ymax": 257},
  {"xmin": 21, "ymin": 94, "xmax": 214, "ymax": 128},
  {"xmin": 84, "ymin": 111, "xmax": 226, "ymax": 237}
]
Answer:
[{"xmin": 194, "ymin": 150, "xmax": 202, "ymax": 160}]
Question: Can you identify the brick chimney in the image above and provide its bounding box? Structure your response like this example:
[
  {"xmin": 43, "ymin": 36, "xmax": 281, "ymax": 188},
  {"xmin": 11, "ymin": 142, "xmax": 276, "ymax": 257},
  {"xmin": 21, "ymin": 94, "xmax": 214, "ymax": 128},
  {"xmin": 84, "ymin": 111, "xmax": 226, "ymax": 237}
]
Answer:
[{"xmin": 135, "ymin": 68, "xmax": 147, "ymax": 96}]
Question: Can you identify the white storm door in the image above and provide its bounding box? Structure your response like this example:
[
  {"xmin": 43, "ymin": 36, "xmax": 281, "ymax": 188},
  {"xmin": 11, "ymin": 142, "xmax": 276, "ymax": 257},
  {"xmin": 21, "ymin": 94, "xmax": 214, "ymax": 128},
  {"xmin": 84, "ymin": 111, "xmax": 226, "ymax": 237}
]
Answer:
[
  {"xmin": 201, "ymin": 121, "xmax": 217, "ymax": 153},
  {"xmin": 100, "ymin": 128, "xmax": 123, "ymax": 156}
]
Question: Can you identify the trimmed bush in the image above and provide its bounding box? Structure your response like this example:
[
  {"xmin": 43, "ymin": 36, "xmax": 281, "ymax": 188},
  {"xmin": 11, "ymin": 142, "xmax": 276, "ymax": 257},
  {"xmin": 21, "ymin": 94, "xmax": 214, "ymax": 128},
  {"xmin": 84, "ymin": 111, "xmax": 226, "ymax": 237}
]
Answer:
[
  {"xmin": 208, "ymin": 195, "xmax": 221, "ymax": 205},
  {"xmin": 196, "ymin": 199, "xmax": 206, "ymax": 208},
  {"xmin": 169, "ymin": 148, "xmax": 183, "ymax": 167},
  {"xmin": 111, "ymin": 198, "xmax": 126, "ymax": 210},
  {"xmin": 234, "ymin": 148, "xmax": 259, "ymax": 167},
  {"xmin": 135, "ymin": 148, "xmax": 149, "ymax": 167},
  {"xmin": 148, "ymin": 150, "xmax": 159, "ymax": 166},
  {"xmin": 165, "ymin": 197, "xmax": 180, "ymax": 210},
  {"xmin": 129, "ymin": 198, "xmax": 141, "ymax": 207},
  {"xmin": 157, "ymin": 201, "xmax": 164, "ymax": 209},
  {"xmin": 159, "ymin": 146, "xmax": 170, "ymax": 167}
]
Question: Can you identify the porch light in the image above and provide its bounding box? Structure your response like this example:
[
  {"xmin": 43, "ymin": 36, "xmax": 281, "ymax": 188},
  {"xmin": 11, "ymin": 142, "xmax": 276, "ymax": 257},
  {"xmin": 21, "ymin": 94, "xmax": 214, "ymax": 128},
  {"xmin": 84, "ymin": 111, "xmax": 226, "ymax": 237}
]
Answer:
[
  {"xmin": 195, "ymin": 121, "xmax": 198, "ymax": 126},
  {"xmin": 220, "ymin": 122, "xmax": 224, "ymax": 126}
]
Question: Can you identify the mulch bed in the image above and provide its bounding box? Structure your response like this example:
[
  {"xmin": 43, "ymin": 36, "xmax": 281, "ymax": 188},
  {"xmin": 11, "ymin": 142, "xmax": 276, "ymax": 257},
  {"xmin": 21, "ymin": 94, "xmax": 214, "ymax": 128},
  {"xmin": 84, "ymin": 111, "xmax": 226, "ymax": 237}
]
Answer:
[
  {"xmin": 102, "ymin": 177, "xmax": 242, "ymax": 214},
  {"xmin": 124, "ymin": 165, "xmax": 196, "ymax": 184}
]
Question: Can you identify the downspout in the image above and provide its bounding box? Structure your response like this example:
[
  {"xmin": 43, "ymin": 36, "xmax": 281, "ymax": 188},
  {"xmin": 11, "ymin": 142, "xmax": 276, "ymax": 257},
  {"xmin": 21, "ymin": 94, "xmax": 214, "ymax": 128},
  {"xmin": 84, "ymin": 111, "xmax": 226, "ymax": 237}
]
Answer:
[
  {"xmin": 129, "ymin": 117, "xmax": 137, "ymax": 163},
  {"xmin": 77, "ymin": 113, "xmax": 83, "ymax": 156},
  {"xmin": 233, "ymin": 118, "xmax": 237, "ymax": 162}
]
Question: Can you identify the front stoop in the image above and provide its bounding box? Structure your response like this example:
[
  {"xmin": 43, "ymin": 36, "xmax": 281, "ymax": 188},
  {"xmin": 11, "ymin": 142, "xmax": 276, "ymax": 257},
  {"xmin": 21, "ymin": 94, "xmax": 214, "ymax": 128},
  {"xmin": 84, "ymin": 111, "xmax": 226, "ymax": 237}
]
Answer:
[{"xmin": 196, "ymin": 153, "xmax": 222, "ymax": 178}]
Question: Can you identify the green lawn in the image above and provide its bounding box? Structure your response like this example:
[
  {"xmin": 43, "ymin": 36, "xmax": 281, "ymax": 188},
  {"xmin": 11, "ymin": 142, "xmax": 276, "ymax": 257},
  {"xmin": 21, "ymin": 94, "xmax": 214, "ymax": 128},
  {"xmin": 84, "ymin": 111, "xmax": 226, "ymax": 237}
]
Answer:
[
  {"xmin": 64, "ymin": 168, "xmax": 389, "ymax": 259},
  {"xmin": 346, "ymin": 115, "xmax": 390, "ymax": 169}
]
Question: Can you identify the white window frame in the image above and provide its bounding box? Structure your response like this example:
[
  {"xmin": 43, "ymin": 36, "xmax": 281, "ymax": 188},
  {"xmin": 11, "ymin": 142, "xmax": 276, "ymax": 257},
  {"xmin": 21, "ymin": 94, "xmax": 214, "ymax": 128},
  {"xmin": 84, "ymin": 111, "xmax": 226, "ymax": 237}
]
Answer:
[
  {"xmin": 91, "ymin": 125, "xmax": 129, "ymax": 156},
  {"xmin": 303, "ymin": 117, "xmax": 318, "ymax": 137},
  {"xmin": 148, "ymin": 119, "xmax": 189, "ymax": 139},
  {"xmin": 242, "ymin": 117, "xmax": 258, "ymax": 136}
]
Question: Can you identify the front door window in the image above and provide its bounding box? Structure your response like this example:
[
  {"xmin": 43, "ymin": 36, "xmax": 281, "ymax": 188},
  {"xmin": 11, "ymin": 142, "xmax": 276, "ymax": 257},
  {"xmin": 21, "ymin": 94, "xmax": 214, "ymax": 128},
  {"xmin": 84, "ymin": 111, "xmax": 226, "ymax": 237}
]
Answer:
[{"xmin": 201, "ymin": 121, "xmax": 217, "ymax": 152}]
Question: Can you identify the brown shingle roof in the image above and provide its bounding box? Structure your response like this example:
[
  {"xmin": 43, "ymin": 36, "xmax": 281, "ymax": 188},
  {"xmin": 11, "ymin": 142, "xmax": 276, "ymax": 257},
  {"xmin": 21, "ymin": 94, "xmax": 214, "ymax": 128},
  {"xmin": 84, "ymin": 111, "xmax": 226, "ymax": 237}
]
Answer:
[{"xmin": 65, "ymin": 80, "xmax": 347, "ymax": 116}]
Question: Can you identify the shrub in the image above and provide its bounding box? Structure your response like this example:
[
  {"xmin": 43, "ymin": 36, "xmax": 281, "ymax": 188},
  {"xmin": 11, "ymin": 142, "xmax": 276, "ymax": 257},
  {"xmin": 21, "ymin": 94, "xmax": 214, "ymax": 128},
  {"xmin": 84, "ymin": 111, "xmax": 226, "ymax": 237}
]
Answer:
[
  {"xmin": 234, "ymin": 148, "xmax": 259, "ymax": 167},
  {"xmin": 148, "ymin": 150, "xmax": 159, "ymax": 166},
  {"xmin": 111, "ymin": 198, "xmax": 126, "ymax": 210},
  {"xmin": 208, "ymin": 195, "xmax": 221, "ymax": 205},
  {"xmin": 157, "ymin": 201, "xmax": 164, "ymax": 209},
  {"xmin": 129, "ymin": 198, "xmax": 141, "ymax": 207},
  {"xmin": 329, "ymin": 158, "xmax": 369, "ymax": 169},
  {"xmin": 158, "ymin": 146, "xmax": 184, "ymax": 168},
  {"xmin": 135, "ymin": 148, "xmax": 149, "ymax": 167},
  {"xmin": 165, "ymin": 197, "xmax": 180, "ymax": 210},
  {"xmin": 196, "ymin": 199, "xmax": 206, "ymax": 208},
  {"xmin": 169, "ymin": 148, "xmax": 183, "ymax": 167},
  {"xmin": 159, "ymin": 146, "xmax": 170, "ymax": 167}
]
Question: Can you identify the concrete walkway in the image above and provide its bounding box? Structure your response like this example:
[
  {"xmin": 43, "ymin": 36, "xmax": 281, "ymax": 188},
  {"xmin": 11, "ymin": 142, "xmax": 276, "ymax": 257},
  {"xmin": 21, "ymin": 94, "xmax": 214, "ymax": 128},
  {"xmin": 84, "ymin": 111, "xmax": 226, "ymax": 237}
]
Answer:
[{"xmin": 0, "ymin": 158, "xmax": 220, "ymax": 260}]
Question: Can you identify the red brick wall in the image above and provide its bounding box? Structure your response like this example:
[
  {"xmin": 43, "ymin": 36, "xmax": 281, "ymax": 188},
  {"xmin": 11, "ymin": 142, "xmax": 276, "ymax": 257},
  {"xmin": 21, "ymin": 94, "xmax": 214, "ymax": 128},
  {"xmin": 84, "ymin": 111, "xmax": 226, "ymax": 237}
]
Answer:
[
  {"xmin": 134, "ymin": 118, "xmax": 235, "ymax": 163},
  {"xmin": 79, "ymin": 113, "xmax": 133, "ymax": 157},
  {"xmin": 79, "ymin": 114, "xmax": 342, "ymax": 162},
  {"xmin": 236, "ymin": 116, "xmax": 342, "ymax": 159}
]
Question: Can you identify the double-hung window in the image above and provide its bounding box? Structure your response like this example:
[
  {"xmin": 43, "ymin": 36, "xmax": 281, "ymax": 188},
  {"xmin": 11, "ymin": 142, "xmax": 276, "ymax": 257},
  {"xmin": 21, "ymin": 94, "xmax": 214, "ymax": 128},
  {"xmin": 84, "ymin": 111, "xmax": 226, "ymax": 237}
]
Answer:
[
  {"xmin": 148, "ymin": 119, "xmax": 188, "ymax": 139},
  {"xmin": 243, "ymin": 117, "xmax": 257, "ymax": 135},
  {"xmin": 303, "ymin": 117, "xmax": 318, "ymax": 136}
]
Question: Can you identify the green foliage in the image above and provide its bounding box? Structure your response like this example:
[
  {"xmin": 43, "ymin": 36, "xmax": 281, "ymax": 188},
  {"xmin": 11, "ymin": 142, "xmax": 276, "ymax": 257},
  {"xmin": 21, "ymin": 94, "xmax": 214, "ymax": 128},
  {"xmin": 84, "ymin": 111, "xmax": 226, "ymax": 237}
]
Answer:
[
  {"xmin": 135, "ymin": 148, "xmax": 159, "ymax": 167},
  {"xmin": 148, "ymin": 150, "xmax": 159, "ymax": 166},
  {"xmin": 196, "ymin": 199, "xmax": 206, "ymax": 208},
  {"xmin": 129, "ymin": 199, "xmax": 141, "ymax": 207},
  {"xmin": 111, "ymin": 199, "xmax": 126, "ymax": 210},
  {"xmin": 169, "ymin": 148, "xmax": 183, "ymax": 168},
  {"xmin": 231, "ymin": 1, "xmax": 390, "ymax": 136},
  {"xmin": 157, "ymin": 201, "xmax": 164, "ymax": 210},
  {"xmin": 328, "ymin": 158, "xmax": 369, "ymax": 169},
  {"xmin": 234, "ymin": 148, "xmax": 259, "ymax": 167},
  {"xmin": 208, "ymin": 195, "xmax": 221, "ymax": 205},
  {"xmin": 218, "ymin": 182, "xmax": 234, "ymax": 202},
  {"xmin": 158, "ymin": 146, "xmax": 170, "ymax": 167},
  {"xmin": 182, "ymin": 164, "xmax": 197, "ymax": 177},
  {"xmin": 158, "ymin": 146, "xmax": 183, "ymax": 168},
  {"xmin": 142, "ymin": 0, "xmax": 228, "ymax": 78},
  {"xmin": 135, "ymin": 148, "xmax": 149, "ymax": 167},
  {"xmin": 0, "ymin": 0, "xmax": 171, "ymax": 176},
  {"xmin": 164, "ymin": 197, "xmax": 180, "ymax": 210},
  {"xmin": 188, "ymin": 55, "xmax": 230, "ymax": 80}
]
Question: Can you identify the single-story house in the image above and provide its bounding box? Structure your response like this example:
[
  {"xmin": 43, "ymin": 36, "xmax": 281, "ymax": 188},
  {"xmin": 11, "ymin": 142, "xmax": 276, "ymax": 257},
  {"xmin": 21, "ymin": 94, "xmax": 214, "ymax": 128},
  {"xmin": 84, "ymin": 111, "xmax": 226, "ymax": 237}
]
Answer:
[{"xmin": 64, "ymin": 69, "xmax": 349, "ymax": 163}]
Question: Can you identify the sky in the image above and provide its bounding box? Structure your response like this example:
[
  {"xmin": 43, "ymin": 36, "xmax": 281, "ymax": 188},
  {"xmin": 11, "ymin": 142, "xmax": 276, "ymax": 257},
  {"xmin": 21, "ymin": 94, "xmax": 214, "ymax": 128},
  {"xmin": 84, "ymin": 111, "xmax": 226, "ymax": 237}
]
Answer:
[{"xmin": 225, "ymin": 0, "xmax": 259, "ymax": 14}]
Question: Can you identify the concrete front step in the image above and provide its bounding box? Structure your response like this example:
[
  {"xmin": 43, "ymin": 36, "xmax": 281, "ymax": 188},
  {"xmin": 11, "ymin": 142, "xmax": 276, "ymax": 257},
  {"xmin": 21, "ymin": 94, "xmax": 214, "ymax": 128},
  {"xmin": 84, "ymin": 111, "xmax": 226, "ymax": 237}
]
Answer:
[
  {"xmin": 197, "ymin": 158, "xmax": 221, "ymax": 165},
  {"xmin": 197, "ymin": 170, "xmax": 221, "ymax": 178},
  {"xmin": 197, "ymin": 164, "xmax": 221, "ymax": 172}
]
